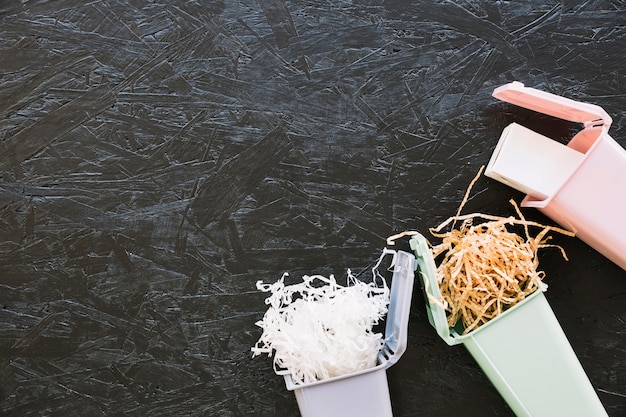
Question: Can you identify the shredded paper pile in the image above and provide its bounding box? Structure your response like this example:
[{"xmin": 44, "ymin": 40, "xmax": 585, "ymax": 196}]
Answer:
[{"xmin": 252, "ymin": 270, "xmax": 389, "ymax": 385}]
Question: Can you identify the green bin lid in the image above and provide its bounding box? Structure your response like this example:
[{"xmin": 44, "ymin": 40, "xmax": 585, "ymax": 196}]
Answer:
[{"xmin": 409, "ymin": 233, "xmax": 460, "ymax": 346}]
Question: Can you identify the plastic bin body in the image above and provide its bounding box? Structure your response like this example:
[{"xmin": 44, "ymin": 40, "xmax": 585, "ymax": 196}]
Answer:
[
  {"xmin": 458, "ymin": 290, "xmax": 607, "ymax": 417},
  {"xmin": 280, "ymin": 249, "xmax": 416, "ymax": 417},
  {"xmin": 522, "ymin": 129, "xmax": 626, "ymax": 270},
  {"xmin": 285, "ymin": 363, "xmax": 392, "ymax": 417},
  {"xmin": 488, "ymin": 81, "xmax": 626, "ymax": 270},
  {"xmin": 409, "ymin": 233, "xmax": 608, "ymax": 417}
]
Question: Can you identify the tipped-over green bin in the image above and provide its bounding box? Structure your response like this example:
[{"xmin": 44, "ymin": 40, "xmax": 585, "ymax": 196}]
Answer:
[{"xmin": 409, "ymin": 233, "xmax": 607, "ymax": 417}]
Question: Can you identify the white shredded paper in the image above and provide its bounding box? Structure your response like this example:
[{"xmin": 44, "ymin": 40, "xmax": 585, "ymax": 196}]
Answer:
[{"xmin": 252, "ymin": 264, "xmax": 391, "ymax": 385}]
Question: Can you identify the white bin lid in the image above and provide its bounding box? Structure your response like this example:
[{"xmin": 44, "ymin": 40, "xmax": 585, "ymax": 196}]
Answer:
[
  {"xmin": 492, "ymin": 81, "xmax": 612, "ymax": 128},
  {"xmin": 378, "ymin": 249, "xmax": 417, "ymax": 368},
  {"xmin": 409, "ymin": 233, "xmax": 461, "ymax": 346}
]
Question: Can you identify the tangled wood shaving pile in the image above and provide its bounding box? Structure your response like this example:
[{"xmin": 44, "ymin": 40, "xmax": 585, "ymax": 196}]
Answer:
[{"xmin": 430, "ymin": 167, "xmax": 574, "ymax": 334}]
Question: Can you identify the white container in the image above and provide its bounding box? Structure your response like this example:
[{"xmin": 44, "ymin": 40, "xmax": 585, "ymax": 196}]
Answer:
[
  {"xmin": 486, "ymin": 81, "xmax": 626, "ymax": 270},
  {"xmin": 409, "ymin": 232, "xmax": 608, "ymax": 417},
  {"xmin": 283, "ymin": 250, "xmax": 416, "ymax": 417},
  {"xmin": 486, "ymin": 122, "xmax": 584, "ymax": 200}
]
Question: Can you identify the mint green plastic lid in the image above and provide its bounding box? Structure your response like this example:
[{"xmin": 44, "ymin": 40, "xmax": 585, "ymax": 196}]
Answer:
[{"xmin": 409, "ymin": 233, "xmax": 460, "ymax": 346}]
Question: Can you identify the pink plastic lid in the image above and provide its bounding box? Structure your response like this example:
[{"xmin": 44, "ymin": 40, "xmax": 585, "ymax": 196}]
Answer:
[{"xmin": 493, "ymin": 81, "xmax": 612, "ymax": 127}]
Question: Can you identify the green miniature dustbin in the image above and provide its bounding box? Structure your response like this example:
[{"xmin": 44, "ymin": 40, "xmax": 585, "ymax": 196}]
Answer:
[{"xmin": 409, "ymin": 233, "xmax": 608, "ymax": 417}]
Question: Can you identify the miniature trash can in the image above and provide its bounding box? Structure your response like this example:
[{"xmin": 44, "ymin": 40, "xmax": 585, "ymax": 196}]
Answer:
[
  {"xmin": 409, "ymin": 233, "xmax": 608, "ymax": 417},
  {"xmin": 283, "ymin": 250, "xmax": 416, "ymax": 417},
  {"xmin": 486, "ymin": 81, "xmax": 626, "ymax": 270}
]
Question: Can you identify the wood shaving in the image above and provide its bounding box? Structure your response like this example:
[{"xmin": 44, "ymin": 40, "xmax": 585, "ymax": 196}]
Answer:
[{"xmin": 430, "ymin": 166, "xmax": 574, "ymax": 334}]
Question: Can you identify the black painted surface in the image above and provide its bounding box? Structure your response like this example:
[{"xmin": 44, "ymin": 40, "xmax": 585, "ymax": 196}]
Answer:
[{"xmin": 1, "ymin": 1, "xmax": 625, "ymax": 416}]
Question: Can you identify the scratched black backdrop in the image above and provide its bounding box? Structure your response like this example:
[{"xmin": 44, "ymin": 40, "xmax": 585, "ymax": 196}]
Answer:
[{"xmin": 1, "ymin": 1, "xmax": 625, "ymax": 416}]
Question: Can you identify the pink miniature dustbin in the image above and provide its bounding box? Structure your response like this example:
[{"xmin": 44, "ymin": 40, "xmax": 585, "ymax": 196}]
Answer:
[{"xmin": 486, "ymin": 81, "xmax": 626, "ymax": 271}]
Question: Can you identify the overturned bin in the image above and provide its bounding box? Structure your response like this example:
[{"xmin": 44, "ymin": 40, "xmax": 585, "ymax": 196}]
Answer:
[
  {"xmin": 486, "ymin": 81, "xmax": 626, "ymax": 270},
  {"xmin": 254, "ymin": 249, "xmax": 416, "ymax": 417},
  {"xmin": 409, "ymin": 232, "xmax": 607, "ymax": 417}
]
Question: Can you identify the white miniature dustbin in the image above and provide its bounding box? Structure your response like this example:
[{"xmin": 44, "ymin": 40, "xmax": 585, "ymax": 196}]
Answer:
[
  {"xmin": 486, "ymin": 81, "xmax": 626, "ymax": 270},
  {"xmin": 283, "ymin": 250, "xmax": 416, "ymax": 417},
  {"xmin": 409, "ymin": 233, "xmax": 608, "ymax": 417}
]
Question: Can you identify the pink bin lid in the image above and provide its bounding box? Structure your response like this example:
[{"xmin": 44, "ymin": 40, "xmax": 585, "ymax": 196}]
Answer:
[{"xmin": 492, "ymin": 81, "xmax": 612, "ymax": 127}]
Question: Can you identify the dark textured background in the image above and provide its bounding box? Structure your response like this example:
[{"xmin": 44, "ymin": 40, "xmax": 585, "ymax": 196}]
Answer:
[{"xmin": 1, "ymin": 1, "xmax": 625, "ymax": 416}]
